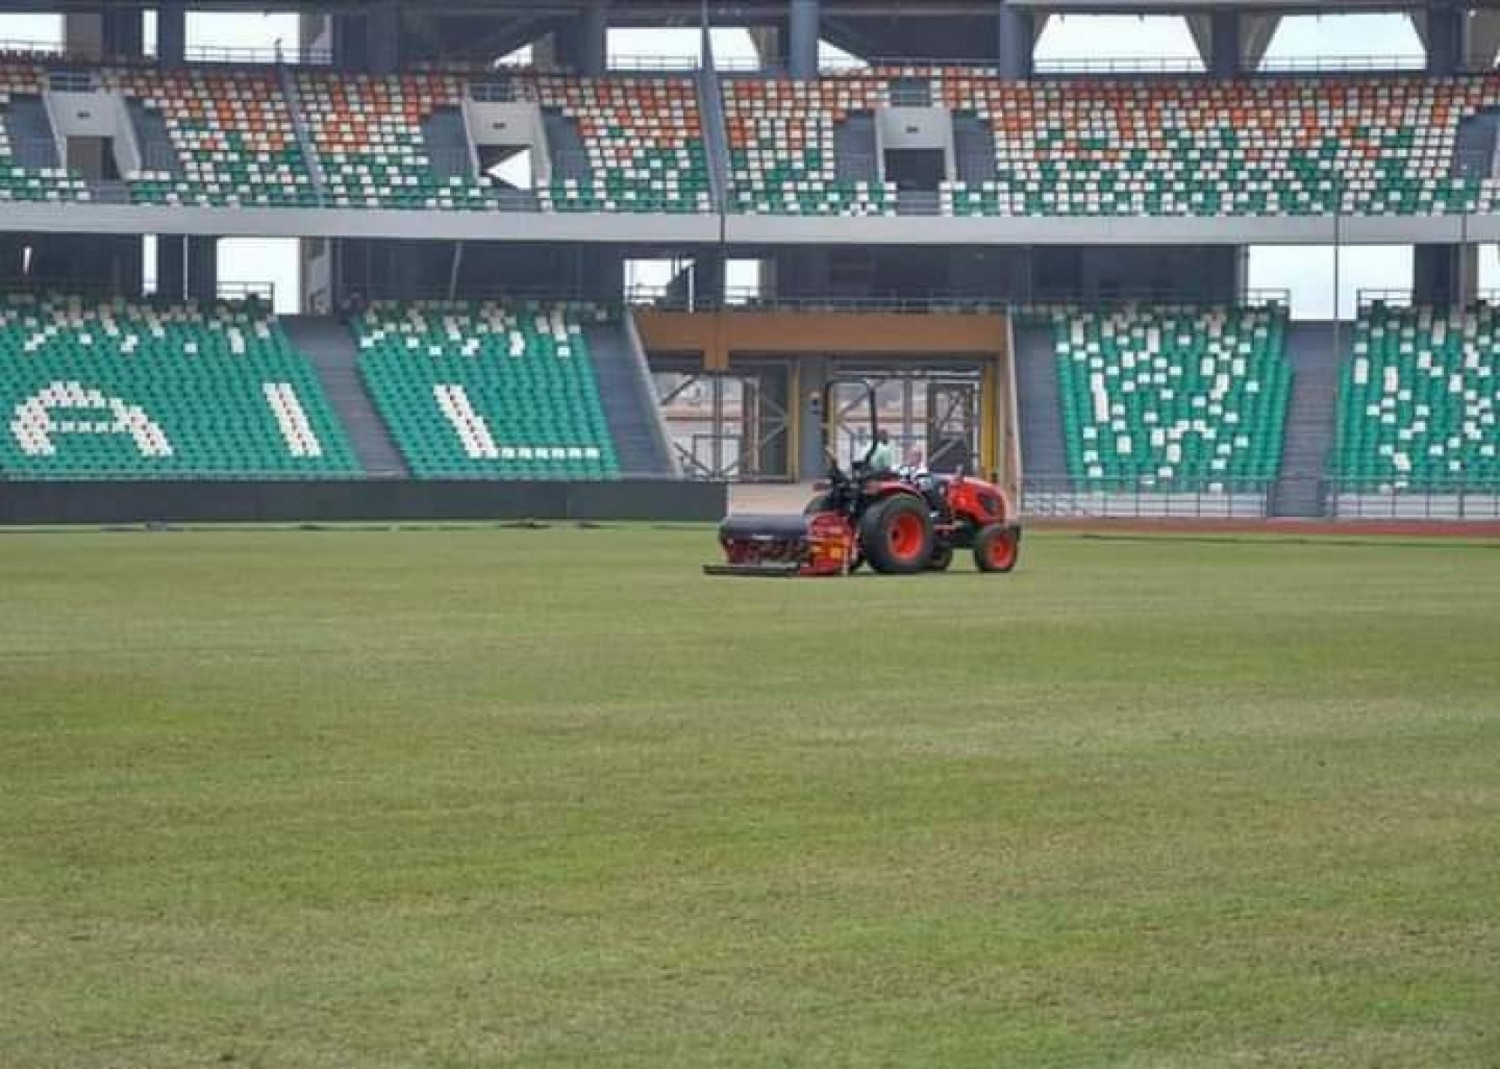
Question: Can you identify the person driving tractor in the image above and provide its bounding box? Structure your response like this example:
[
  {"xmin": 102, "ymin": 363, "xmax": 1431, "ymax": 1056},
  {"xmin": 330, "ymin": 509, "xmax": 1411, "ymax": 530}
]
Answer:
[{"xmin": 867, "ymin": 429, "xmax": 896, "ymax": 473}]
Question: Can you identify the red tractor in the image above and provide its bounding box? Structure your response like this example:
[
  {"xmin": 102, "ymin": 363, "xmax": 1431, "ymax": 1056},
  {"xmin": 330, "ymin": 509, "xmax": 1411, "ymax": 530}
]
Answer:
[{"xmin": 705, "ymin": 380, "xmax": 1022, "ymax": 577}]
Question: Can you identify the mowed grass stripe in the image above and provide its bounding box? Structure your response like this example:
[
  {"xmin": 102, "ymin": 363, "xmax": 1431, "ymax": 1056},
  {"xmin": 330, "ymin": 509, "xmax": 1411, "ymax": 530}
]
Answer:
[{"xmin": 2, "ymin": 529, "xmax": 1497, "ymax": 1068}]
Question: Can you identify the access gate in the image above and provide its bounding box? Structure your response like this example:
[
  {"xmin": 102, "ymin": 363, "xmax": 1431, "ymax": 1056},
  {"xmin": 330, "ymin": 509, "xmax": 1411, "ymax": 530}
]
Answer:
[{"xmin": 651, "ymin": 362, "xmax": 793, "ymax": 481}]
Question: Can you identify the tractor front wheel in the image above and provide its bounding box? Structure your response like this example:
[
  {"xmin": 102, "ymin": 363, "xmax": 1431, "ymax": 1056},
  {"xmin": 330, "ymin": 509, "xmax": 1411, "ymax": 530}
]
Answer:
[
  {"xmin": 973, "ymin": 524, "xmax": 1021, "ymax": 573},
  {"xmin": 859, "ymin": 495, "xmax": 934, "ymax": 575},
  {"xmin": 927, "ymin": 545, "xmax": 953, "ymax": 571}
]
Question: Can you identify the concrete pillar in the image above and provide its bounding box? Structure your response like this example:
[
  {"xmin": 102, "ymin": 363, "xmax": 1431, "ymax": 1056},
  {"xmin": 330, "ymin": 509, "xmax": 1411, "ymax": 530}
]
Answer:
[
  {"xmin": 1414, "ymin": 244, "xmax": 1477, "ymax": 306},
  {"xmin": 367, "ymin": 3, "xmax": 402, "ymax": 76},
  {"xmin": 554, "ymin": 2, "xmax": 608, "ymax": 75},
  {"xmin": 1425, "ymin": 7, "xmax": 1467, "ymax": 76},
  {"xmin": 104, "ymin": 9, "xmax": 146, "ymax": 59},
  {"xmin": 799, "ymin": 355, "xmax": 831, "ymax": 481},
  {"xmin": 187, "ymin": 237, "xmax": 218, "ymax": 304},
  {"xmin": 1209, "ymin": 11, "xmax": 1241, "ymax": 79},
  {"xmin": 332, "ymin": 15, "xmax": 368, "ymax": 72},
  {"xmin": 156, "ymin": 236, "xmax": 186, "ymax": 301},
  {"xmin": 997, "ymin": 0, "xmax": 1033, "ymax": 82},
  {"xmin": 581, "ymin": 248, "xmax": 623, "ymax": 305},
  {"xmin": 63, "ymin": 15, "xmax": 103, "ymax": 59},
  {"xmin": 695, "ymin": 251, "xmax": 726, "ymax": 306},
  {"xmin": 157, "ymin": 2, "xmax": 186, "ymax": 66},
  {"xmin": 580, "ymin": 1, "xmax": 608, "ymax": 76},
  {"xmin": 789, "ymin": 0, "xmax": 819, "ymax": 79}
]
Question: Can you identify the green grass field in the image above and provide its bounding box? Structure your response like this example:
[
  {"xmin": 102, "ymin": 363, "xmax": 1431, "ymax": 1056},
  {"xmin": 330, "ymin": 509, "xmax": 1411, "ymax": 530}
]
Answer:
[{"xmin": 3, "ymin": 526, "xmax": 1498, "ymax": 1068}]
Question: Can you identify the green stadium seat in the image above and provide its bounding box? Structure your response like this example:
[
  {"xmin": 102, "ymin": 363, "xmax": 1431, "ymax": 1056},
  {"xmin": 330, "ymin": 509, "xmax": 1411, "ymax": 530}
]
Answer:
[
  {"xmin": 722, "ymin": 75, "xmax": 897, "ymax": 216},
  {"xmin": 0, "ymin": 295, "xmax": 360, "ymax": 478},
  {"xmin": 1335, "ymin": 303, "xmax": 1500, "ymax": 491},
  {"xmin": 1046, "ymin": 305, "xmax": 1291, "ymax": 490},
  {"xmin": 353, "ymin": 300, "xmax": 621, "ymax": 479},
  {"xmin": 534, "ymin": 74, "xmax": 711, "ymax": 215},
  {"xmin": 0, "ymin": 61, "xmax": 92, "ymax": 204},
  {"xmin": 107, "ymin": 67, "xmax": 317, "ymax": 208}
]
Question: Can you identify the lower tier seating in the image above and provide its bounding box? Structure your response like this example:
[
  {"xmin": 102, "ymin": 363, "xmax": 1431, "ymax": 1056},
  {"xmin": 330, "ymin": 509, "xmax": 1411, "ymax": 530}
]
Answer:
[
  {"xmin": 1047, "ymin": 305, "xmax": 1291, "ymax": 489},
  {"xmin": 1336, "ymin": 303, "xmax": 1500, "ymax": 489},
  {"xmin": 353, "ymin": 301, "xmax": 620, "ymax": 479},
  {"xmin": 0, "ymin": 62, "xmax": 91, "ymax": 204},
  {"xmin": 0, "ymin": 296, "xmax": 359, "ymax": 478}
]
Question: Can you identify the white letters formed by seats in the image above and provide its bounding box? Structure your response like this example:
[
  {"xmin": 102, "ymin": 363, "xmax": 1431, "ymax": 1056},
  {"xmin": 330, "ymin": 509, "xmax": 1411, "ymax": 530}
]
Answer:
[
  {"xmin": 261, "ymin": 382, "xmax": 324, "ymax": 458},
  {"xmin": 433, "ymin": 383, "xmax": 499, "ymax": 459},
  {"xmin": 10, "ymin": 382, "xmax": 173, "ymax": 457},
  {"xmin": 431, "ymin": 383, "xmax": 604, "ymax": 463}
]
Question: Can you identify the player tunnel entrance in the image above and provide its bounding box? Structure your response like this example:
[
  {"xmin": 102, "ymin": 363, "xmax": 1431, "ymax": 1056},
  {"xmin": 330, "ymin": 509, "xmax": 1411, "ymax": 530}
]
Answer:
[{"xmin": 651, "ymin": 361, "xmax": 792, "ymax": 482}]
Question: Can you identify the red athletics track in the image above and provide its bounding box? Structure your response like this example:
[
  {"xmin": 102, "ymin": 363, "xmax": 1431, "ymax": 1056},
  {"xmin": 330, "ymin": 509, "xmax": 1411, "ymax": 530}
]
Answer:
[{"xmin": 1028, "ymin": 518, "xmax": 1500, "ymax": 539}]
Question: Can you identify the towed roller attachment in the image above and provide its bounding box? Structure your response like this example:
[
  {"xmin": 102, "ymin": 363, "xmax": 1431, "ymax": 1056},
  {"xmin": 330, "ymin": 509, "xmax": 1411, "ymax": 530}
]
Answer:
[{"xmin": 703, "ymin": 511, "xmax": 855, "ymax": 577}]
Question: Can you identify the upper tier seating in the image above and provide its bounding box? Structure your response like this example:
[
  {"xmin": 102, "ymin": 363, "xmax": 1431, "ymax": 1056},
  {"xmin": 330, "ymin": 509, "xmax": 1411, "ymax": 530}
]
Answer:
[
  {"xmin": 293, "ymin": 71, "xmax": 498, "ymax": 210},
  {"xmin": 292, "ymin": 71, "xmax": 710, "ymax": 212},
  {"xmin": 722, "ymin": 76, "xmax": 897, "ymax": 215},
  {"xmin": 6, "ymin": 58, "xmax": 1498, "ymax": 218},
  {"xmin": 533, "ymin": 74, "xmax": 711, "ymax": 213},
  {"xmin": 0, "ymin": 61, "xmax": 91, "ymax": 203},
  {"xmin": 0, "ymin": 295, "xmax": 360, "ymax": 478},
  {"xmin": 1335, "ymin": 303, "xmax": 1500, "ymax": 489},
  {"xmin": 353, "ymin": 300, "xmax": 620, "ymax": 479},
  {"xmin": 725, "ymin": 70, "xmax": 1500, "ymax": 217},
  {"xmin": 940, "ymin": 74, "xmax": 1485, "ymax": 217},
  {"xmin": 107, "ymin": 67, "xmax": 318, "ymax": 207},
  {"xmin": 1047, "ymin": 305, "xmax": 1291, "ymax": 489}
]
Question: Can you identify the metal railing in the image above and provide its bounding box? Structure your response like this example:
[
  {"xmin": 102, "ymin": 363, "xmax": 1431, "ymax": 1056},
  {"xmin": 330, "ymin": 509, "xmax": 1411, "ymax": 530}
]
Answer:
[
  {"xmin": 1327, "ymin": 477, "xmax": 1500, "ymax": 521},
  {"xmin": 604, "ymin": 54, "xmax": 705, "ymax": 73},
  {"xmin": 627, "ymin": 288, "xmax": 1294, "ymax": 314},
  {"xmin": 0, "ymin": 278, "xmax": 276, "ymax": 306},
  {"xmin": 468, "ymin": 80, "xmax": 530, "ymax": 104},
  {"xmin": 1356, "ymin": 289, "xmax": 1500, "ymax": 310},
  {"xmin": 1257, "ymin": 54, "xmax": 1427, "ymax": 74},
  {"xmin": 0, "ymin": 38, "xmax": 331, "ymax": 66},
  {"xmin": 1035, "ymin": 56, "xmax": 1205, "ymax": 75},
  {"xmin": 1022, "ymin": 475, "xmax": 1273, "ymax": 519}
]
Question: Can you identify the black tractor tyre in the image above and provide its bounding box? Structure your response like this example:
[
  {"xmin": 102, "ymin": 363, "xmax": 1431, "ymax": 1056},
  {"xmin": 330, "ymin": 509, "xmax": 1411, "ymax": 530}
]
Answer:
[
  {"xmin": 973, "ymin": 523, "xmax": 1021, "ymax": 574},
  {"xmin": 859, "ymin": 495, "xmax": 935, "ymax": 575},
  {"xmin": 803, "ymin": 494, "xmax": 832, "ymax": 515},
  {"xmin": 927, "ymin": 545, "xmax": 954, "ymax": 571}
]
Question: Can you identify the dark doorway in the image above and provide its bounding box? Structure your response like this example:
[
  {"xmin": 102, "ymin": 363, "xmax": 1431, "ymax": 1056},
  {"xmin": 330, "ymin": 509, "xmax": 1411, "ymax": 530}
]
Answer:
[
  {"xmin": 66, "ymin": 136, "xmax": 119, "ymax": 181},
  {"xmin": 883, "ymin": 148, "xmax": 944, "ymax": 192}
]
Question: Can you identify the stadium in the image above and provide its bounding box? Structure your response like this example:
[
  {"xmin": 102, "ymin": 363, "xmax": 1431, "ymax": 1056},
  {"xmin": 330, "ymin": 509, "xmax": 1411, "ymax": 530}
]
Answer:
[{"xmin": 2, "ymin": 1, "xmax": 1498, "ymax": 1066}]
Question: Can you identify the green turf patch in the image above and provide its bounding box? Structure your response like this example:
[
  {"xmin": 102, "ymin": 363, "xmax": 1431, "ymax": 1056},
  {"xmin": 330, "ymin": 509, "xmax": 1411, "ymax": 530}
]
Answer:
[{"xmin": 2, "ymin": 529, "xmax": 1497, "ymax": 1067}]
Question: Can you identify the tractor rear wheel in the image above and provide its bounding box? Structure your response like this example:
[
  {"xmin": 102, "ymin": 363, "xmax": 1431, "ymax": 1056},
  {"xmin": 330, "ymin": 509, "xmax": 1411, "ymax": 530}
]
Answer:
[
  {"xmin": 973, "ymin": 523, "xmax": 1021, "ymax": 573},
  {"xmin": 859, "ymin": 495, "xmax": 934, "ymax": 575}
]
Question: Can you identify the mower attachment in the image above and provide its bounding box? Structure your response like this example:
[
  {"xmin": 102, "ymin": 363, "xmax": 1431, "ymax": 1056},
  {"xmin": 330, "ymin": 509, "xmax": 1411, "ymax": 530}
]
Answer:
[{"xmin": 703, "ymin": 511, "xmax": 855, "ymax": 577}]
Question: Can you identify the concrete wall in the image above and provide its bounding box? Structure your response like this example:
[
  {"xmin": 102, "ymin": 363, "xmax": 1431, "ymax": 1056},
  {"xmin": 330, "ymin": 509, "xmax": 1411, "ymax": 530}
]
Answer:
[
  {"xmin": 6, "ymin": 201, "xmax": 1497, "ymax": 248},
  {"xmin": 0, "ymin": 480, "xmax": 725, "ymax": 526}
]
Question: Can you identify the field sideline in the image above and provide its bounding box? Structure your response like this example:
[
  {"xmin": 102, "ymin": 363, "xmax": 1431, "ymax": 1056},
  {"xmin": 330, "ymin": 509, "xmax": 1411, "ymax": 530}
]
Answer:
[{"xmin": 3, "ymin": 526, "xmax": 1498, "ymax": 1068}]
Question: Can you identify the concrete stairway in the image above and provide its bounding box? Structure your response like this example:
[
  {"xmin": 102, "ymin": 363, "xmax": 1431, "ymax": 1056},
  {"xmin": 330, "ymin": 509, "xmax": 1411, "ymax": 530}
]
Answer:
[
  {"xmin": 834, "ymin": 111, "xmax": 879, "ymax": 184},
  {"xmin": 5, "ymin": 95, "xmax": 59, "ymax": 169},
  {"xmin": 952, "ymin": 113, "xmax": 997, "ymax": 185},
  {"xmin": 127, "ymin": 100, "xmax": 179, "ymax": 175},
  {"xmin": 1013, "ymin": 321, "xmax": 1070, "ymax": 492},
  {"xmin": 1270, "ymin": 321, "xmax": 1345, "ymax": 518},
  {"xmin": 543, "ymin": 110, "xmax": 590, "ymax": 182},
  {"xmin": 695, "ymin": 66, "xmax": 729, "ymax": 212},
  {"xmin": 586, "ymin": 318, "xmax": 676, "ymax": 478},
  {"xmin": 421, "ymin": 106, "xmax": 472, "ymax": 182},
  {"xmin": 282, "ymin": 316, "xmax": 408, "ymax": 477}
]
